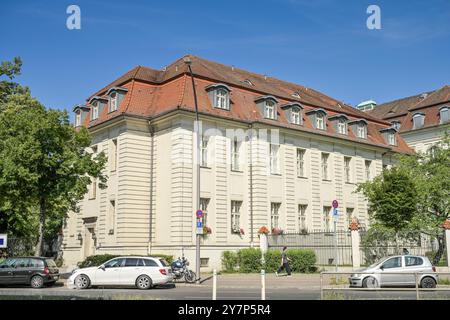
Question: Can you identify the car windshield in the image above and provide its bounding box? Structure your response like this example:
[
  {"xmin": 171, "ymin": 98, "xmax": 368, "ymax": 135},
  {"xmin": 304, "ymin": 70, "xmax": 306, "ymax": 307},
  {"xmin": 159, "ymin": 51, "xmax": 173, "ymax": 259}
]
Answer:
[{"xmin": 368, "ymin": 257, "xmax": 389, "ymax": 268}]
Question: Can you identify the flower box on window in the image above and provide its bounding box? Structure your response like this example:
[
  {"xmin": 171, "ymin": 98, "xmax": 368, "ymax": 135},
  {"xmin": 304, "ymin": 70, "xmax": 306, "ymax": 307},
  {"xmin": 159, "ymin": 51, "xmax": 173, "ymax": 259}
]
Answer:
[
  {"xmin": 271, "ymin": 227, "xmax": 283, "ymax": 235},
  {"xmin": 203, "ymin": 226, "xmax": 212, "ymax": 235},
  {"xmin": 258, "ymin": 226, "xmax": 269, "ymax": 235}
]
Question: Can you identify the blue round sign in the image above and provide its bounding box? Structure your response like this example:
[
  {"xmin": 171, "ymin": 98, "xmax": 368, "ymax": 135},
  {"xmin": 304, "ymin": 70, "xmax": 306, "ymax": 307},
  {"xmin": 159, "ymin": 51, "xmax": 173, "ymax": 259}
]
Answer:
[
  {"xmin": 332, "ymin": 200, "xmax": 339, "ymax": 208},
  {"xmin": 196, "ymin": 210, "xmax": 203, "ymax": 218}
]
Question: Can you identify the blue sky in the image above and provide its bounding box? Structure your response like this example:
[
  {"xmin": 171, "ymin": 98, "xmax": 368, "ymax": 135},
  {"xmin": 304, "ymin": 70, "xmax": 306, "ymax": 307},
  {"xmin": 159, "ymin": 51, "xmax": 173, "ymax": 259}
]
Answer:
[{"xmin": 1, "ymin": 0, "xmax": 449, "ymax": 115}]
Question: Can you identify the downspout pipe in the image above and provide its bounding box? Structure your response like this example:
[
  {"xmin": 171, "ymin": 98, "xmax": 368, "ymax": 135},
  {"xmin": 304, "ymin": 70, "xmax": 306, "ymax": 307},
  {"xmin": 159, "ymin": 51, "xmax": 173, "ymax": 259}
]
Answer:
[
  {"xmin": 249, "ymin": 123, "xmax": 254, "ymax": 247},
  {"xmin": 148, "ymin": 122, "xmax": 155, "ymax": 253}
]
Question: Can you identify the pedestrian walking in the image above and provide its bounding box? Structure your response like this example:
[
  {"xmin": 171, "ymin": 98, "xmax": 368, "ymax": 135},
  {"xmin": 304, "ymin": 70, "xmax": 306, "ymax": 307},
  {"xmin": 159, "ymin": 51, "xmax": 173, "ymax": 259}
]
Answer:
[{"xmin": 275, "ymin": 246, "xmax": 291, "ymax": 277}]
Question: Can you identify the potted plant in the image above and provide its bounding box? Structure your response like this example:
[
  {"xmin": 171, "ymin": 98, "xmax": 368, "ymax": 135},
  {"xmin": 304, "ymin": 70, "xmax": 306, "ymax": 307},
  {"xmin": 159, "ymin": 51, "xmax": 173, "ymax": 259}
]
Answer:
[
  {"xmin": 239, "ymin": 228, "xmax": 245, "ymax": 236},
  {"xmin": 271, "ymin": 227, "xmax": 283, "ymax": 235},
  {"xmin": 258, "ymin": 226, "xmax": 269, "ymax": 235},
  {"xmin": 203, "ymin": 226, "xmax": 212, "ymax": 235}
]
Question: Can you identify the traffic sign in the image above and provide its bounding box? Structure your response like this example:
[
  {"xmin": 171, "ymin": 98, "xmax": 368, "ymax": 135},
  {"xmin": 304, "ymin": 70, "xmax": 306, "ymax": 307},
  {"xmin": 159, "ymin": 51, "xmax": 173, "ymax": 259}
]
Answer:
[
  {"xmin": 333, "ymin": 208, "xmax": 339, "ymax": 217},
  {"xmin": 332, "ymin": 200, "xmax": 339, "ymax": 208},
  {"xmin": 196, "ymin": 210, "xmax": 203, "ymax": 218},
  {"xmin": 197, "ymin": 221, "xmax": 203, "ymax": 228}
]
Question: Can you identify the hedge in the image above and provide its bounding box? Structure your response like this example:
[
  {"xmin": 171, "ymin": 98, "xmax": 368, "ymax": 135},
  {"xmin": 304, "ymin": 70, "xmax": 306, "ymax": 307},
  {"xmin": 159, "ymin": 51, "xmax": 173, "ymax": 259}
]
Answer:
[
  {"xmin": 222, "ymin": 248, "xmax": 317, "ymax": 273},
  {"xmin": 77, "ymin": 253, "xmax": 174, "ymax": 268}
]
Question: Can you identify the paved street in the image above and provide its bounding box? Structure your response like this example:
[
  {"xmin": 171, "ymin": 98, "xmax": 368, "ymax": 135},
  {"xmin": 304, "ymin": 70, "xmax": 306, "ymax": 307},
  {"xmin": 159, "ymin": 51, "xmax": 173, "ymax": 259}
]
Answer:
[{"xmin": 0, "ymin": 273, "xmax": 450, "ymax": 300}]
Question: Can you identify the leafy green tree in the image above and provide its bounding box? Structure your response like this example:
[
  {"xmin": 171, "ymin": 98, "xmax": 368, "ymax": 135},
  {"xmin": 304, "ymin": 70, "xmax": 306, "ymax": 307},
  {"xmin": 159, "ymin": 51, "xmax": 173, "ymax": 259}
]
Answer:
[
  {"xmin": 0, "ymin": 57, "xmax": 29, "ymax": 104},
  {"xmin": 0, "ymin": 58, "xmax": 108, "ymax": 256},
  {"xmin": 356, "ymin": 167, "xmax": 419, "ymax": 252}
]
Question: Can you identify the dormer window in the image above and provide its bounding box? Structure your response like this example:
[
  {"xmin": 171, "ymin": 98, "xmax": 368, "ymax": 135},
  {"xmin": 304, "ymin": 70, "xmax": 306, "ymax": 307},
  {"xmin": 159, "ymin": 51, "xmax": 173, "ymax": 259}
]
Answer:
[
  {"xmin": 391, "ymin": 121, "xmax": 401, "ymax": 130},
  {"xmin": 205, "ymin": 83, "xmax": 231, "ymax": 110},
  {"xmin": 255, "ymin": 96, "xmax": 278, "ymax": 120},
  {"xmin": 291, "ymin": 92, "xmax": 301, "ymax": 99},
  {"xmin": 348, "ymin": 119, "xmax": 368, "ymax": 139},
  {"xmin": 110, "ymin": 92, "xmax": 118, "ymax": 112},
  {"xmin": 337, "ymin": 119, "xmax": 347, "ymax": 134},
  {"xmin": 357, "ymin": 124, "xmax": 366, "ymax": 138},
  {"xmin": 388, "ymin": 132, "xmax": 396, "ymax": 145},
  {"xmin": 75, "ymin": 111, "xmax": 81, "ymax": 127},
  {"xmin": 440, "ymin": 106, "xmax": 449, "ymax": 124},
  {"xmin": 282, "ymin": 103, "xmax": 303, "ymax": 125},
  {"xmin": 329, "ymin": 114, "xmax": 348, "ymax": 135},
  {"xmin": 306, "ymin": 109, "xmax": 327, "ymax": 130},
  {"xmin": 92, "ymin": 102, "xmax": 99, "ymax": 120},
  {"xmin": 243, "ymin": 79, "xmax": 253, "ymax": 86},
  {"xmin": 412, "ymin": 113, "xmax": 425, "ymax": 129},
  {"xmin": 265, "ymin": 100, "xmax": 276, "ymax": 119},
  {"xmin": 379, "ymin": 127, "xmax": 397, "ymax": 146}
]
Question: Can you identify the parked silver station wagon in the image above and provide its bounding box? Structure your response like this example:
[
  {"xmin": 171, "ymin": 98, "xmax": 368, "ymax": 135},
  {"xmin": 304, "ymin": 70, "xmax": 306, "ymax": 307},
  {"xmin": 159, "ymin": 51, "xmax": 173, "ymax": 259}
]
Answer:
[{"xmin": 349, "ymin": 255, "xmax": 438, "ymax": 288}]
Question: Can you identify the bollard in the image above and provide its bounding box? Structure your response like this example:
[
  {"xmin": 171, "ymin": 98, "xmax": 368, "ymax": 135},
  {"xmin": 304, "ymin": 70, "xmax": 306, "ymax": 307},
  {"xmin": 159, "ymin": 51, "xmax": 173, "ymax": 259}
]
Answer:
[
  {"xmin": 212, "ymin": 269, "xmax": 217, "ymax": 300},
  {"xmin": 261, "ymin": 269, "xmax": 266, "ymax": 300}
]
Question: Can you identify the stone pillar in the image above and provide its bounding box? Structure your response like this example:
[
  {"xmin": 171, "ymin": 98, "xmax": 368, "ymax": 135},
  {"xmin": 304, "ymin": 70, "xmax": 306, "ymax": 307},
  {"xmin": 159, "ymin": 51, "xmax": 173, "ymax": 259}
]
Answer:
[
  {"xmin": 443, "ymin": 220, "xmax": 450, "ymax": 270},
  {"xmin": 260, "ymin": 233, "xmax": 268, "ymax": 254},
  {"xmin": 349, "ymin": 218, "xmax": 361, "ymax": 269}
]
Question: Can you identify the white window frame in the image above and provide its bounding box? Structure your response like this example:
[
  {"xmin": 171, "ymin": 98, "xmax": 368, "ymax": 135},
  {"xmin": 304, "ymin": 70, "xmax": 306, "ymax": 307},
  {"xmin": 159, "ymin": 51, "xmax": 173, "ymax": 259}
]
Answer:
[
  {"xmin": 75, "ymin": 111, "xmax": 81, "ymax": 127},
  {"xmin": 291, "ymin": 108, "xmax": 301, "ymax": 125},
  {"xmin": 231, "ymin": 137, "xmax": 241, "ymax": 171},
  {"xmin": 344, "ymin": 157, "xmax": 351, "ymax": 183},
  {"xmin": 412, "ymin": 114, "xmax": 424, "ymax": 129},
  {"xmin": 346, "ymin": 208, "xmax": 354, "ymax": 227},
  {"xmin": 231, "ymin": 201, "xmax": 242, "ymax": 233},
  {"xmin": 200, "ymin": 198, "xmax": 209, "ymax": 227},
  {"xmin": 298, "ymin": 204, "xmax": 307, "ymax": 232},
  {"xmin": 215, "ymin": 89, "xmax": 229, "ymax": 110},
  {"xmin": 111, "ymin": 139, "xmax": 118, "ymax": 172},
  {"xmin": 109, "ymin": 92, "xmax": 118, "ymax": 112},
  {"xmin": 271, "ymin": 203, "xmax": 281, "ymax": 229},
  {"xmin": 296, "ymin": 148, "xmax": 305, "ymax": 178},
  {"xmin": 109, "ymin": 200, "xmax": 116, "ymax": 234},
  {"xmin": 270, "ymin": 144, "xmax": 280, "ymax": 175},
  {"xmin": 388, "ymin": 133, "xmax": 396, "ymax": 146},
  {"xmin": 201, "ymin": 136, "xmax": 209, "ymax": 167},
  {"xmin": 265, "ymin": 100, "xmax": 276, "ymax": 119},
  {"xmin": 337, "ymin": 119, "xmax": 347, "ymax": 134},
  {"xmin": 323, "ymin": 206, "xmax": 331, "ymax": 232},
  {"xmin": 357, "ymin": 124, "xmax": 366, "ymax": 139},
  {"xmin": 316, "ymin": 113, "xmax": 325, "ymax": 130},
  {"xmin": 92, "ymin": 103, "xmax": 99, "ymax": 120},
  {"xmin": 321, "ymin": 153, "xmax": 329, "ymax": 180},
  {"xmin": 440, "ymin": 107, "xmax": 449, "ymax": 124}
]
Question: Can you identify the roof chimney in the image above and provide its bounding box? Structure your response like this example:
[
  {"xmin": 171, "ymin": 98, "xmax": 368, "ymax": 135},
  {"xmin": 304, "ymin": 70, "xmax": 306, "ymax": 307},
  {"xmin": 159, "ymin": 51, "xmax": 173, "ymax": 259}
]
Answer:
[
  {"xmin": 231, "ymin": 65, "xmax": 235, "ymax": 71},
  {"xmin": 264, "ymin": 74, "xmax": 267, "ymax": 80}
]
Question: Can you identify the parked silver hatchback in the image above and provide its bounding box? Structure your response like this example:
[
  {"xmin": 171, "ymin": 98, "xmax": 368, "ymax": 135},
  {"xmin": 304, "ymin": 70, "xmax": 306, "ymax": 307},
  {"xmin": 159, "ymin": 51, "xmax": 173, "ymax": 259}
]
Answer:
[{"xmin": 349, "ymin": 255, "xmax": 438, "ymax": 288}]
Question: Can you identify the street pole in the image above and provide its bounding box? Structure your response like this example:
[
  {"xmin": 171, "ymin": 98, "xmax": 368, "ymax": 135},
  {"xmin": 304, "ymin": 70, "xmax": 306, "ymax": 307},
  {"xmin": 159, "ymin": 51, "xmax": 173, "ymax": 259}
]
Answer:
[
  {"xmin": 334, "ymin": 219, "xmax": 338, "ymax": 272},
  {"xmin": 184, "ymin": 56, "xmax": 201, "ymax": 284}
]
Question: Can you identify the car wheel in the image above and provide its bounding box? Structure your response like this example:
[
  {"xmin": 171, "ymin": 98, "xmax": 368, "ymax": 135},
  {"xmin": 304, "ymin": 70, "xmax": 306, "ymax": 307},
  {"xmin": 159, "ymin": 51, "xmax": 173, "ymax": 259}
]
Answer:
[
  {"xmin": 420, "ymin": 277, "xmax": 436, "ymax": 289},
  {"xmin": 362, "ymin": 276, "xmax": 378, "ymax": 288},
  {"xmin": 136, "ymin": 275, "xmax": 152, "ymax": 290},
  {"xmin": 74, "ymin": 274, "xmax": 90, "ymax": 289},
  {"xmin": 185, "ymin": 270, "xmax": 196, "ymax": 283},
  {"xmin": 30, "ymin": 275, "xmax": 44, "ymax": 289}
]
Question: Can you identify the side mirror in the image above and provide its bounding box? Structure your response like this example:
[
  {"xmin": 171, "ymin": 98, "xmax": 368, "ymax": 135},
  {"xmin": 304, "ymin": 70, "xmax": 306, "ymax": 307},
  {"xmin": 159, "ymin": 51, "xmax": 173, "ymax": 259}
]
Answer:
[
  {"xmin": 379, "ymin": 265, "xmax": 384, "ymax": 270},
  {"xmin": 99, "ymin": 265, "xmax": 105, "ymax": 270}
]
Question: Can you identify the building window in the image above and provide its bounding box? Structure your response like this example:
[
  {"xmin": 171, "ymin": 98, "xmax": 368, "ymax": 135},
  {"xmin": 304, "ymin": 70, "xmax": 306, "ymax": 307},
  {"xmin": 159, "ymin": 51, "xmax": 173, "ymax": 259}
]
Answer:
[
  {"xmin": 346, "ymin": 208, "xmax": 354, "ymax": 228},
  {"xmin": 298, "ymin": 204, "xmax": 307, "ymax": 232},
  {"xmin": 412, "ymin": 113, "xmax": 425, "ymax": 129},
  {"xmin": 265, "ymin": 100, "xmax": 276, "ymax": 119},
  {"xmin": 321, "ymin": 153, "xmax": 329, "ymax": 180},
  {"xmin": 109, "ymin": 92, "xmax": 118, "ymax": 112},
  {"xmin": 291, "ymin": 108, "xmax": 301, "ymax": 125},
  {"xmin": 344, "ymin": 157, "xmax": 351, "ymax": 183},
  {"xmin": 215, "ymin": 88, "xmax": 229, "ymax": 110},
  {"xmin": 231, "ymin": 201, "xmax": 242, "ymax": 233},
  {"xmin": 337, "ymin": 119, "xmax": 347, "ymax": 135},
  {"xmin": 316, "ymin": 113, "xmax": 325, "ymax": 130},
  {"xmin": 271, "ymin": 203, "xmax": 281, "ymax": 229},
  {"xmin": 270, "ymin": 144, "xmax": 280, "ymax": 174},
  {"xmin": 296, "ymin": 148, "xmax": 305, "ymax": 178},
  {"xmin": 365, "ymin": 160, "xmax": 372, "ymax": 181},
  {"xmin": 392, "ymin": 121, "xmax": 401, "ymax": 130},
  {"xmin": 109, "ymin": 200, "xmax": 116, "ymax": 235},
  {"xmin": 357, "ymin": 123, "xmax": 367, "ymax": 139},
  {"xmin": 75, "ymin": 111, "xmax": 81, "ymax": 127},
  {"xmin": 231, "ymin": 137, "xmax": 241, "ymax": 171},
  {"xmin": 200, "ymin": 258, "xmax": 209, "ymax": 267},
  {"xmin": 111, "ymin": 139, "xmax": 118, "ymax": 172},
  {"xmin": 440, "ymin": 107, "xmax": 449, "ymax": 124},
  {"xmin": 388, "ymin": 133, "xmax": 396, "ymax": 146},
  {"xmin": 323, "ymin": 206, "xmax": 331, "ymax": 232},
  {"xmin": 200, "ymin": 198, "xmax": 209, "ymax": 227},
  {"xmin": 89, "ymin": 146, "xmax": 98, "ymax": 199},
  {"xmin": 92, "ymin": 102, "xmax": 99, "ymax": 120},
  {"xmin": 201, "ymin": 136, "xmax": 209, "ymax": 167}
]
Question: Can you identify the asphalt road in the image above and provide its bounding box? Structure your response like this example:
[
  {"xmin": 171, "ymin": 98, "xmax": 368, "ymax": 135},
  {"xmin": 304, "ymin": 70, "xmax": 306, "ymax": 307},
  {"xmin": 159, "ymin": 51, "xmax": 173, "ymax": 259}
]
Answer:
[{"xmin": 0, "ymin": 274, "xmax": 449, "ymax": 300}]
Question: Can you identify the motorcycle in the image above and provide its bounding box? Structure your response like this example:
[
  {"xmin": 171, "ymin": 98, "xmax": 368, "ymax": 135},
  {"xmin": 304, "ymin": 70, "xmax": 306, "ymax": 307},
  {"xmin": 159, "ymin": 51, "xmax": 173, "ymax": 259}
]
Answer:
[{"xmin": 170, "ymin": 256, "xmax": 196, "ymax": 283}]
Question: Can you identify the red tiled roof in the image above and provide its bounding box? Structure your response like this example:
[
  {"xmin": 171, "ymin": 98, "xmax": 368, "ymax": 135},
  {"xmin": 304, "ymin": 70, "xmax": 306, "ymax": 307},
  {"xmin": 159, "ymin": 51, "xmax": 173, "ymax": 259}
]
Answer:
[
  {"xmin": 80, "ymin": 54, "xmax": 413, "ymax": 154},
  {"xmin": 369, "ymin": 85, "xmax": 450, "ymax": 133}
]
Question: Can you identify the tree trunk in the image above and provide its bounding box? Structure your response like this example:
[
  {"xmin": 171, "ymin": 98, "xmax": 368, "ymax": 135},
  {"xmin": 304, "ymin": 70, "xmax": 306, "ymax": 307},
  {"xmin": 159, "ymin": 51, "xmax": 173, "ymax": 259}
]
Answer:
[
  {"xmin": 34, "ymin": 198, "xmax": 46, "ymax": 256},
  {"xmin": 433, "ymin": 232, "xmax": 445, "ymax": 266}
]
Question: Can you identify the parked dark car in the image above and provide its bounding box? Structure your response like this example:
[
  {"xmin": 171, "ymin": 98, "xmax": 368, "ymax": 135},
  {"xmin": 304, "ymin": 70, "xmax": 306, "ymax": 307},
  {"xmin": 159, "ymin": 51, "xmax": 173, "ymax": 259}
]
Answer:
[{"xmin": 0, "ymin": 257, "xmax": 59, "ymax": 288}]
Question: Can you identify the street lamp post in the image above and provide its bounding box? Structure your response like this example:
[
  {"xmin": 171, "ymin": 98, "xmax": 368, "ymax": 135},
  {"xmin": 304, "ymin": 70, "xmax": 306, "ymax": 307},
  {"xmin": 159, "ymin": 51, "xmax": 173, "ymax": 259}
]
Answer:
[{"xmin": 183, "ymin": 56, "xmax": 201, "ymax": 284}]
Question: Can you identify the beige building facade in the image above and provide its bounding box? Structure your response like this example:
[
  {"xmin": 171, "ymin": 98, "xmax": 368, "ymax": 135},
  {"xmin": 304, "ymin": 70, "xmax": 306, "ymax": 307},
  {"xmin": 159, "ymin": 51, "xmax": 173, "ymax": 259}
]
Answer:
[{"xmin": 62, "ymin": 55, "xmax": 409, "ymax": 270}]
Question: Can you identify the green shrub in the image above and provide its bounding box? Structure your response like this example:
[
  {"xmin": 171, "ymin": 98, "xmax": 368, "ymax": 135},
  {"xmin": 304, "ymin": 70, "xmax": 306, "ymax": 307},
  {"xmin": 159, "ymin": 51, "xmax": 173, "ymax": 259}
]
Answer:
[
  {"xmin": 263, "ymin": 249, "xmax": 317, "ymax": 273},
  {"xmin": 55, "ymin": 257, "xmax": 64, "ymax": 268},
  {"xmin": 237, "ymin": 248, "xmax": 263, "ymax": 273},
  {"xmin": 77, "ymin": 253, "xmax": 174, "ymax": 268},
  {"xmin": 263, "ymin": 250, "xmax": 282, "ymax": 272},
  {"xmin": 222, "ymin": 251, "xmax": 239, "ymax": 272}
]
